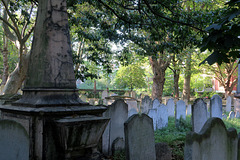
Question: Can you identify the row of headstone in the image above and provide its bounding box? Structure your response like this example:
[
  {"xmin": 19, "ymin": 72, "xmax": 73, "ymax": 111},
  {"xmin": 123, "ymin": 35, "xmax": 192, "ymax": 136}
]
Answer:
[
  {"xmin": 102, "ymin": 99, "xmax": 157, "ymax": 159},
  {"xmin": 184, "ymin": 117, "xmax": 238, "ymax": 160}
]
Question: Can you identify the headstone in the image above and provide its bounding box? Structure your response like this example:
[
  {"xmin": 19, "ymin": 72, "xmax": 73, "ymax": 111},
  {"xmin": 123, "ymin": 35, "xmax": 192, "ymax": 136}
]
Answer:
[
  {"xmin": 141, "ymin": 96, "xmax": 152, "ymax": 114},
  {"xmin": 226, "ymin": 96, "xmax": 232, "ymax": 112},
  {"xmin": 128, "ymin": 108, "xmax": 138, "ymax": 118},
  {"xmin": 184, "ymin": 118, "xmax": 238, "ymax": 160},
  {"xmin": 102, "ymin": 99, "xmax": 128, "ymax": 155},
  {"xmin": 153, "ymin": 98, "xmax": 160, "ymax": 109},
  {"xmin": 235, "ymin": 111, "xmax": 240, "ymax": 118},
  {"xmin": 112, "ymin": 137, "xmax": 125, "ymax": 155},
  {"xmin": 176, "ymin": 100, "xmax": 186, "ymax": 120},
  {"xmin": 210, "ymin": 94, "xmax": 222, "ymax": 119},
  {"xmin": 192, "ymin": 99, "xmax": 207, "ymax": 133},
  {"xmin": 102, "ymin": 90, "xmax": 108, "ymax": 100},
  {"xmin": 0, "ymin": 120, "xmax": 29, "ymax": 160},
  {"xmin": 155, "ymin": 143, "xmax": 172, "ymax": 160},
  {"xmin": 124, "ymin": 114, "xmax": 156, "ymax": 160},
  {"xmin": 156, "ymin": 104, "xmax": 168, "ymax": 129},
  {"xmin": 166, "ymin": 98, "xmax": 175, "ymax": 117},
  {"xmin": 186, "ymin": 104, "xmax": 192, "ymax": 115},
  {"xmin": 125, "ymin": 99, "xmax": 138, "ymax": 112},
  {"xmin": 229, "ymin": 111, "xmax": 235, "ymax": 119},
  {"xmin": 234, "ymin": 98, "xmax": 240, "ymax": 113},
  {"xmin": 148, "ymin": 109, "xmax": 157, "ymax": 131}
]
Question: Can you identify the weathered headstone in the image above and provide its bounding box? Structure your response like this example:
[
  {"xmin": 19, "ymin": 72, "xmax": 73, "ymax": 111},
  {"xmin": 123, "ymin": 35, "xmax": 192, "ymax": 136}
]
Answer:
[
  {"xmin": 176, "ymin": 100, "xmax": 186, "ymax": 120},
  {"xmin": 102, "ymin": 99, "xmax": 128, "ymax": 155},
  {"xmin": 125, "ymin": 99, "xmax": 138, "ymax": 112},
  {"xmin": 156, "ymin": 104, "xmax": 168, "ymax": 129},
  {"xmin": 234, "ymin": 98, "xmax": 240, "ymax": 113},
  {"xmin": 128, "ymin": 108, "xmax": 138, "ymax": 118},
  {"xmin": 0, "ymin": 120, "xmax": 29, "ymax": 160},
  {"xmin": 229, "ymin": 111, "xmax": 235, "ymax": 119},
  {"xmin": 141, "ymin": 96, "xmax": 152, "ymax": 114},
  {"xmin": 102, "ymin": 90, "xmax": 108, "ymax": 100},
  {"xmin": 186, "ymin": 104, "xmax": 192, "ymax": 115},
  {"xmin": 210, "ymin": 94, "xmax": 222, "ymax": 119},
  {"xmin": 192, "ymin": 99, "xmax": 207, "ymax": 133},
  {"xmin": 148, "ymin": 109, "xmax": 157, "ymax": 131},
  {"xmin": 235, "ymin": 111, "xmax": 240, "ymax": 118},
  {"xmin": 184, "ymin": 118, "xmax": 238, "ymax": 160},
  {"xmin": 112, "ymin": 137, "xmax": 125, "ymax": 155},
  {"xmin": 153, "ymin": 98, "xmax": 161, "ymax": 109},
  {"xmin": 124, "ymin": 114, "xmax": 156, "ymax": 160},
  {"xmin": 166, "ymin": 98, "xmax": 175, "ymax": 117},
  {"xmin": 226, "ymin": 96, "xmax": 232, "ymax": 112}
]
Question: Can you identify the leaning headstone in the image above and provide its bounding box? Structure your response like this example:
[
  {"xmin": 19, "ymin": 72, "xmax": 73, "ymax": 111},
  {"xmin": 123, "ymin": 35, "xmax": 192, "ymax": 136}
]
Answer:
[
  {"xmin": 128, "ymin": 108, "xmax": 138, "ymax": 118},
  {"xmin": 156, "ymin": 104, "xmax": 168, "ymax": 129},
  {"xmin": 0, "ymin": 120, "xmax": 29, "ymax": 160},
  {"xmin": 124, "ymin": 114, "xmax": 156, "ymax": 160},
  {"xmin": 152, "ymin": 98, "xmax": 161, "ymax": 109},
  {"xmin": 141, "ymin": 96, "xmax": 152, "ymax": 114},
  {"xmin": 229, "ymin": 111, "xmax": 235, "ymax": 119},
  {"xmin": 186, "ymin": 104, "xmax": 192, "ymax": 115},
  {"xmin": 148, "ymin": 109, "xmax": 157, "ymax": 131},
  {"xmin": 166, "ymin": 98, "xmax": 175, "ymax": 117},
  {"xmin": 192, "ymin": 99, "xmax": 207, "ymax": 133},
  {"xmin": 184, "ymin": 118, "xmax": 238, "ymax": 160},
  {"xmin": 226, "ymin": 96, "xmax": 232, "ymax": 112},
  {"xmin": 155, "ymin": 143, "xmax": 172, "ymax": 160},
  {"xmin": 176, "ymin": 100, "xmax": 186, "ymax": 120},
  {"xmin": 210, "ymin": 94, "xmax": 222, "ymax": 119},
  {"xmin": 102, "ymin": 99, "xmax": 128, "ymax": 155}
]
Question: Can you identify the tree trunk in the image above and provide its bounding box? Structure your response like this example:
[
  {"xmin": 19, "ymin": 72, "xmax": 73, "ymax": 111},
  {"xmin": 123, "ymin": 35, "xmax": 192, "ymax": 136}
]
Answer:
[
  {"xmin": 182, "ymin": 53, "xmax": 191, "ymax": 104},
  {"xmin": 149, "ymin": 55, "xmax": 170, "ymax": 102},
  {"xmin": 1, "ymin": 47, "xmax": 9, "ymax": 85},
  {"xmin": 2, "ymin": 53, "xmax": 29, "ymax": 94},
  {"xmin": 174, "ymin": 70, "xmax": 180, "ymax": 99}
]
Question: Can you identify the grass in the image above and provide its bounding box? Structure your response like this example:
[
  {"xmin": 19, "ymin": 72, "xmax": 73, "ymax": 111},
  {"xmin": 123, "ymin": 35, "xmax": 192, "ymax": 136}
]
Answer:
[{"xmin": 154, "ymin": 115, "xmax": 240, "ymax": 160}]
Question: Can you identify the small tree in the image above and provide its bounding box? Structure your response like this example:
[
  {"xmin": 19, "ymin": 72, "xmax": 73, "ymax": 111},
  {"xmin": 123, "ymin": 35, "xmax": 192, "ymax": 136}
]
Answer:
[{"xmin": 114, "ymin": 63, "xmax": 147, "ymax": 91}]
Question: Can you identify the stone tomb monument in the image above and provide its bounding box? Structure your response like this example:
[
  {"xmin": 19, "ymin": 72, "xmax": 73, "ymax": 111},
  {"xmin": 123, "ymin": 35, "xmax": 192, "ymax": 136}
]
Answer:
[
  {"xmin": 124, "ymin": 114, "xmax": 156, "ymax": 160},
  {"xmin": 184, "ymin": 118, "xmax": 238, "ymax": 160},
  {"xmin": 0, "ymin": 1, "xmax": 109, "ymax": 159}
]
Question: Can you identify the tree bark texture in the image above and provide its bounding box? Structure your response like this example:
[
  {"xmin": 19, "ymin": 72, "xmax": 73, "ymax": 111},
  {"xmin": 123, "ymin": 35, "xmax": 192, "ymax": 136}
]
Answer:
[
  {"xmin": 182, "ymin": 53, "xmax": 191, "ymax": 104},
  {"xmin": 1, "ymin": 47, "xmax": 9, "ymax": 85},
  {"xmin": 149, "ymin": 55, "xmax": 170, "ymax": 102}
]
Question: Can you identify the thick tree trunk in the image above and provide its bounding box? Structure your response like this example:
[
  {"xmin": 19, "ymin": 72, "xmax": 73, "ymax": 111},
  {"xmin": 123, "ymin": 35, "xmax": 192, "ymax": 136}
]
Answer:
[
  {"xmin": 149, "ymin": 55, "xmax": 170, "ymax": 102},
  {"xmin": 182, "ymin": 53, "xmax": 191, "ymax": 104},
  {"xmin": 2, "ymin": 53, "xmax": 29, "ymax": 94},
  {"xmin": 1, "ymin": 47, "xmax": 9, "ymax": 85}
]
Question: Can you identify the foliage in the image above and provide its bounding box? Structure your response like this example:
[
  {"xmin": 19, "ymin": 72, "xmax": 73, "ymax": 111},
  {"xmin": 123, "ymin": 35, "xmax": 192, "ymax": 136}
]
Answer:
[
  {"xmin": 163, "ymin": 68, "xmax": 174, "ymax": 96},
  {"xmin": 200, "ymin": 0, "xmax": 240, "ymax": 65},
  {"xmin": 114, "ymin": 63, "xmax": 147, "ymax": 90}
]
